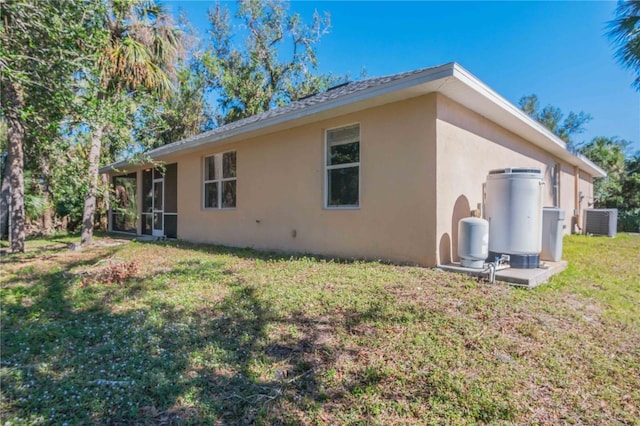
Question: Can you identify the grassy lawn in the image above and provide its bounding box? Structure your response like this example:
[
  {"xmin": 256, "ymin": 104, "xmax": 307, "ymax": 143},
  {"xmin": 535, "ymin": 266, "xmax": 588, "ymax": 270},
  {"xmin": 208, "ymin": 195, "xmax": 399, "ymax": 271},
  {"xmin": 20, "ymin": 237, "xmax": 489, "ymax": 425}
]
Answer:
[{"xmin": 1, "ymin": 234, "xmax": 639, "ymax": 425}]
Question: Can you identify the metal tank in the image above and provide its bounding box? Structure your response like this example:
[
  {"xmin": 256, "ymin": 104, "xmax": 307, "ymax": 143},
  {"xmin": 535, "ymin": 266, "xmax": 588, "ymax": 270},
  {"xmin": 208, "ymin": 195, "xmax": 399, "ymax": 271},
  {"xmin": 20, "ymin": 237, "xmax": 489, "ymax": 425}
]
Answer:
[
  {"xmin": 458, "ymin": 217, "xmax": 489, "ymax": 269},
  {"xmin": 485, "ymin": 168, "xmax": 544, "ymax": 269}
]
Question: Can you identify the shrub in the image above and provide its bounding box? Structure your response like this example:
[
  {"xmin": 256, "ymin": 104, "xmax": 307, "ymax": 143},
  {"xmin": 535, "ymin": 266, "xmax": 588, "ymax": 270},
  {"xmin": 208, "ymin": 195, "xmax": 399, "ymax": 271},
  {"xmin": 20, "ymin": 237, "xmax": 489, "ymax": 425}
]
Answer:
[{"xmin": 618, "ymin": 208, "xmax": 640, "ymax": 232}]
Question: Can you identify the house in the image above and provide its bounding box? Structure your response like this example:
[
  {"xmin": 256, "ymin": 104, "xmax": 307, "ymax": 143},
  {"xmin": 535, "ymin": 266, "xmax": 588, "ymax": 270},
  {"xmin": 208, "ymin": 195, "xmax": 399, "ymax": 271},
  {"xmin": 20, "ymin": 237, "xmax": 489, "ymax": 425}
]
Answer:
[{"xmin": 101, "ymin": 63, "xmax": 605, "ymax": 267}]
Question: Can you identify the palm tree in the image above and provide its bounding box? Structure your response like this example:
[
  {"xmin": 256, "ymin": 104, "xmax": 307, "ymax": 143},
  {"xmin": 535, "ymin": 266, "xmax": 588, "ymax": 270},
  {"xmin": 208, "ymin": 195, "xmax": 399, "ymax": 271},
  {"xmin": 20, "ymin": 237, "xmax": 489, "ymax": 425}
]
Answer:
[
  {"xmin": 80, "ymin": 0, "xmax": 183, "ymax": 245},
  {"xmin": 609, "ymin": 0, "xmax": 640, "ymax": 90}
]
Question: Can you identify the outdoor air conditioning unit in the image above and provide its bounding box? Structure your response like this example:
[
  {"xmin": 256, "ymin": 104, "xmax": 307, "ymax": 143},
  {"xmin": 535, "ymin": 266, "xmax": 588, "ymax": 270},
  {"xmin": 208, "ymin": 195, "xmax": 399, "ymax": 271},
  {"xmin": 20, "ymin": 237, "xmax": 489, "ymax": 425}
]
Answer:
[{"xmin": 583, "ymin": 208, "xmax": 618, "ymax": 237}]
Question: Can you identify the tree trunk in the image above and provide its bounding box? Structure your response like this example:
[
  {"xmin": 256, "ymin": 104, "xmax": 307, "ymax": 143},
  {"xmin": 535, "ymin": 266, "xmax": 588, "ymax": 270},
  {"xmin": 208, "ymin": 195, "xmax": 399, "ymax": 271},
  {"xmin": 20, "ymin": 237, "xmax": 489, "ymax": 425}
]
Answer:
[
  {"xmin": 0, "ymin": 155, "xmax": 10, "ymax": 241},
  {"xmin": 81, "ymin": 124, "xmax": 104, "ymax": 245},
  {"xmin": 97, "ymin": 172, "xmax": 109, "ymax": 231},
  {"xmin": 42, "ymin": 193, "xmax": 53, "ymax": 234},
  {"xmin": 40, "ymin": 157, "xmax": 54, "ymax": 235},
  {"xmin": 2, "ymin": 81, "xmax": 26, "ymax": 253}
]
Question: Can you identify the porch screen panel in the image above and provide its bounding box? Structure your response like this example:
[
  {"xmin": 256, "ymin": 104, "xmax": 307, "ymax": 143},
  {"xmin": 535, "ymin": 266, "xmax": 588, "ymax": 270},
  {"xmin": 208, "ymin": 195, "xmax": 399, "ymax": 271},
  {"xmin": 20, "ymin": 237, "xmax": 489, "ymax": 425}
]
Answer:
[
  {"xmin": 164, "ymin": 215, "xmax": 177, "ymax": 238},
  {"xmin": 164, "ymin": 163, "xmax": 177, "ymax": 213},
  {"xmin": 111, "ymin": 173, "xmax": 137, "ymax": 233},
  {"xmin": 141, "ymin": 214, "xmax": 152, "ymax": 235}
]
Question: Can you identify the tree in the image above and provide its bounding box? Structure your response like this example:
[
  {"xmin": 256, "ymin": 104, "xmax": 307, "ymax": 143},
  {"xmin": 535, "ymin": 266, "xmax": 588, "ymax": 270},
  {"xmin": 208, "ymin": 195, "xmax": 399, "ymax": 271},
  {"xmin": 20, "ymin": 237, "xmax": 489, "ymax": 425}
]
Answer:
[
  {"xmin": 79, "ymin": 0, "xmax": 183, "ymax": 246},
  {"xmin": 203, "ymin": 0, "xmax": 341, "ymax": 125},
  {"xmin": 519, "ymin": 94, "xmax": 592, "ymax": 151},
  {"xmin": 622, "ymin": 152, "xmax": 640, "ymax": 209},
  {"xmin": 51, "ymin": 140, "xmax": 91, "ymax": 232},
  {"xmin": 580, "ymin": 137, "xmax": 629, "ymax": 208},
  {"xmin": 608, "ymin": 0, "xmax": 640, "ymax": 90},
  {"xmin": 0, "ymin": 0, "xmax": 96, "ymax": 252},
  {"xmin": 134, "ymin": 62, "xmax": 214, "ymax": 149}
]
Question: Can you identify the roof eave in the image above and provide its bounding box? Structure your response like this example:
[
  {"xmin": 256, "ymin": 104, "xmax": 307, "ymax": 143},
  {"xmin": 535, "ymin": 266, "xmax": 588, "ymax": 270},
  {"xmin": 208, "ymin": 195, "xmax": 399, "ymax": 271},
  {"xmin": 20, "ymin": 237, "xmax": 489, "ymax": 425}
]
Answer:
[
  {"xmin": 101, "ymin": 62, "xmax": 606, "ymax": 179},
  {"xmin": 447, "ymin": 64, "xmax": 606, "ymax": 178}
]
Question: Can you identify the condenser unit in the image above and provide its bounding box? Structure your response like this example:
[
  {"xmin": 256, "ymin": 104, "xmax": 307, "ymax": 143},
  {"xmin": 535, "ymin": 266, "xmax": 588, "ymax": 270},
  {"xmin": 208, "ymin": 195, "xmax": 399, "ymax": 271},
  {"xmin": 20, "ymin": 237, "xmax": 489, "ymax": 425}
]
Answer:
[{"xmin": 583, "ymin": 208, "xmax": 617, "ymax": 237}]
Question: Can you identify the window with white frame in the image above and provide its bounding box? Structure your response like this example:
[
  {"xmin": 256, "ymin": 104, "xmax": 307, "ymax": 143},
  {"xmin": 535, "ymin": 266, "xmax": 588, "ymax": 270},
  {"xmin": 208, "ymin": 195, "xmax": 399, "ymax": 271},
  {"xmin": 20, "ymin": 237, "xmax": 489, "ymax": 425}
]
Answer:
[
  {"xmin": 326, "ymin": 124, "xmax": 360, "ymax": 208},
  {"xmin": 204, "ymin": 151, "xmax": 237, "ymax": 209}
]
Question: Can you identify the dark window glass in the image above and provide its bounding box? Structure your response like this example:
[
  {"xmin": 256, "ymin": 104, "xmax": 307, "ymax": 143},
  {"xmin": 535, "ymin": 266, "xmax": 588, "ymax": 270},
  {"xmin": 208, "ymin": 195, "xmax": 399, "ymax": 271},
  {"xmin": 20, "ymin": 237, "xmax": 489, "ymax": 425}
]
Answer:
[
  {"xmin": 329, "ymin": 141, "xmax": 359, "ymax": 165},
  {"xmin": 164, "ymin": 163, "xmax": 177, "ymax": 214},
  {"xmin": 223, "ymin": 152, "xmax": 236, "ymax": 178},
  {"xmin": 204, "ymin": 152, "xmax": 237, "ymax": 209},
  {"xmin": 328, "ymin": 167, "xmax": 359, "ymax": 207},
  {"xmin": 164, "ymin": 215, "xmax": 177, "ymax": 238},
  {"xmin": 222, "ymin": 180, "xmax": 236, "ymax": 208},
  {"xmin": 205, "ymin": 156, "xmax": 216, "ymax": 181},
  {"xmin": 204, "ymin": 182, "xmax": 218, "ymax": 208}
]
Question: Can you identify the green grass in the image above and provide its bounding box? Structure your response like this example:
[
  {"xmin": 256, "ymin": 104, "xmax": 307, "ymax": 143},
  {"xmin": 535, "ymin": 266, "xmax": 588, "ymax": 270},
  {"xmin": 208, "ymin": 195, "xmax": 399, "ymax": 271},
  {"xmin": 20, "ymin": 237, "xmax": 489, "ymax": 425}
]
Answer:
[{"xmin": 1, "ymin": 234, "xmax": 639, "ymax": 424}]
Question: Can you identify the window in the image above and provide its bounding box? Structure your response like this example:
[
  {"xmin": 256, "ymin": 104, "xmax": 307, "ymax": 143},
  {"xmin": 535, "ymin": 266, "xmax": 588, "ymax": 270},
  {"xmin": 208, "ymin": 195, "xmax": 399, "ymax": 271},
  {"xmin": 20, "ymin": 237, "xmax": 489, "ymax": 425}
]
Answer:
[
  {"xmin": 204, "ymin": 151, "xmax": 237, "ymax": 209},
  {"xmin": 326, "ymin": 124, "xmax": 360, "ymax": 208}
]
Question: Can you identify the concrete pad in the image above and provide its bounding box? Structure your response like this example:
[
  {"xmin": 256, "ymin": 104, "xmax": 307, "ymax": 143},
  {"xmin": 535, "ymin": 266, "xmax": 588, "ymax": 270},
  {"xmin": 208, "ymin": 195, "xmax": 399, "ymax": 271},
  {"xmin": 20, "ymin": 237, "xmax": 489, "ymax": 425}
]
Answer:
[{"xmin": 437, "ymin": 261, "xmax": 568, "ymax": 289}]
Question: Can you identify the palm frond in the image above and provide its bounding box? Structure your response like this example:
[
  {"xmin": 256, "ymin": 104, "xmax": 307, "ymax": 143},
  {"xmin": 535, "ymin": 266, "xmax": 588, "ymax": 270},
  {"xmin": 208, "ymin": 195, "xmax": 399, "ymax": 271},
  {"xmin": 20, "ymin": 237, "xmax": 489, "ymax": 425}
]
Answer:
[
  {"xmin": 608, "ymin": 0, "xmax": 640, "ymax": 89},
  {"xmin": 98, "ymin": 0, "xmax": 183, "ymax": 96}
]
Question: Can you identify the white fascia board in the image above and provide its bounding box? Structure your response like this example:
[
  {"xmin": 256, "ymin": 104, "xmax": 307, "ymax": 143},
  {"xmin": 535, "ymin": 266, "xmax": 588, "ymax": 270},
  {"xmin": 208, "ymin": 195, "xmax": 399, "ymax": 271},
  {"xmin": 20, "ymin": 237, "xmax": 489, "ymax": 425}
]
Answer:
[{"xmin": 448, "ymin": 64, "xmax": 606, "ymax": 178}]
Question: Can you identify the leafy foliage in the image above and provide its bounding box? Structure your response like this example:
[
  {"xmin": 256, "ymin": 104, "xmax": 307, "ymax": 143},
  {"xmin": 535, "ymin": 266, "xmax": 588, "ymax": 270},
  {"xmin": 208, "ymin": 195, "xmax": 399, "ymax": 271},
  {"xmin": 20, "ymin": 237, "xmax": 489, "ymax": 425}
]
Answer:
[
  {"xmin": 519, "ymin": 94, "xmax": 592, "ymax": 150},
  {"xmin": 518, "ymin": 95, "xmax": 639, "ymax": 231},
  {"xmin": 203, "ymin": 0, "xmax": 342, "ymax": 124},
  {"xmin": 0, "ymin": 0, "xmax": 102, "ymax": 251},
  {"xmin": 580, "ymin": 137, "xmax": 640, "ymax": 231},
  {"xmin": 580, "ymin": 137, "xmax": 629, "ymax": 208},
  {"xmin": 134, "ymin": 63, "xmax": 214, "ymax": 149},
  {"xmin": 96, "ymin": 0, "xmax": 183, "ymax": 97},
  {"xmin": 608, "ymin": 0, "xmax": 640, "ymax": 90},
  {"xmin": 22, "ymin": 170, "xmax": 47, "ymax": 221},
  {"xmin": 50, "ymin": 143, "xmax": 91, "ymax": 232},
  {"xmin": 622, "ymin": 152, "xmax": 640, "ymax": 208}
]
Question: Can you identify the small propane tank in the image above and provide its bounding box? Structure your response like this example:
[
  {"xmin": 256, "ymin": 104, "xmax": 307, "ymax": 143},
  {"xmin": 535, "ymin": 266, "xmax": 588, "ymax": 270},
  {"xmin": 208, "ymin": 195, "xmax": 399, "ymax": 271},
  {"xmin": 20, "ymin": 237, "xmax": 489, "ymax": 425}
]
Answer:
[{"xmin": 458, "ymin": 217, "xmax": 489, "ymax": 269}]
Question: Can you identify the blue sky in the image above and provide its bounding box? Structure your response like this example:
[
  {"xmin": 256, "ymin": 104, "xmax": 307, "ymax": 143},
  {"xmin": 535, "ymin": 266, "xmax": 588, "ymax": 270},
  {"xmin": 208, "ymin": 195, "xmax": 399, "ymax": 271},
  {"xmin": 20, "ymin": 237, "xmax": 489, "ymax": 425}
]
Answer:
[{"xmin": 165, "ymin": 1, "xmax": 640, "ymax": 152}]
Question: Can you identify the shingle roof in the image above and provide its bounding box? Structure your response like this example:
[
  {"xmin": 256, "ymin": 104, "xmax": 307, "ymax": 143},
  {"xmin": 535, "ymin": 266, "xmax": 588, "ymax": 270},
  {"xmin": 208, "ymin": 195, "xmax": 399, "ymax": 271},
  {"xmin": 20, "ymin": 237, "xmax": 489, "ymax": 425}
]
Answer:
[{"xmin": 143, "ymin": 66, "xmax": 438, "ymax": 158}]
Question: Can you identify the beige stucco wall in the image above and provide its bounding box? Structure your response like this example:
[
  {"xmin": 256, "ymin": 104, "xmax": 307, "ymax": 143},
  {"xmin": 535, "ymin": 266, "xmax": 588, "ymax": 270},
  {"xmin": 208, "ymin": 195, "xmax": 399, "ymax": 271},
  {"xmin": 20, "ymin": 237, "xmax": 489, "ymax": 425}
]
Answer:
[
  {"xmin": 579, "ymin": 173, "xmax": 594, "ymax": 209},
  {"xmin": 559, "ymin": 163, "xmax": 575, "ymax": 215},
  {"xmin": 574, "ymin": 172, "xmax": 594, "ymax": 233},
  {"xmin": 108, "ymin": 91, "xmax": 597, "ymax": 267},
  {"xmin": 167, "ymin": 94, "xmax": 438, "ymax": 266},
  {"xmin": 434, "ymin": 94, "xmax": 593, "ymax": 265}
]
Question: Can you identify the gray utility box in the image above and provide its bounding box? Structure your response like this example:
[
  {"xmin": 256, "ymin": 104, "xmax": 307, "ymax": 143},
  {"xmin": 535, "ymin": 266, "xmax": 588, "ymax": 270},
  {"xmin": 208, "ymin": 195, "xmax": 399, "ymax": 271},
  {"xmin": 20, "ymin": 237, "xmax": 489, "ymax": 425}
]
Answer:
[
  {"xmin": 584, "ymin": 208, "xmax": 618, "ymax": 237},
  {"xmin": 541, "ymin": 207, "xmax": 565, "ymax": 262}
]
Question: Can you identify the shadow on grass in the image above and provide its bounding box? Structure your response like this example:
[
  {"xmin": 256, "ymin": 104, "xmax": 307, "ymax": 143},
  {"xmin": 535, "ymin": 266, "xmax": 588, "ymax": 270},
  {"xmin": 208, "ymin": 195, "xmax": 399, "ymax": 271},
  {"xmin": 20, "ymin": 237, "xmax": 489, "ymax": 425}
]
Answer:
[
  {"xmin": 0, "ymin": 250, "xmax": 346, "ymax": 424},
  {"xmin": 2, "ymin": 238, "xmax": 521, "ymax": 424}
]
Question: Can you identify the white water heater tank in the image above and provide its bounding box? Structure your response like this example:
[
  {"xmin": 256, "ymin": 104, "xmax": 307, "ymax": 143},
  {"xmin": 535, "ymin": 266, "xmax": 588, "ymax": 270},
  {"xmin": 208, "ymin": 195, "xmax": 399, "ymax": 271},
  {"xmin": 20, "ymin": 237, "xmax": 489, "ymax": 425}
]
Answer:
[
  {"xmin": 485, "ymin": 168, "xmax": 544, "ymax": 269},
  {"xmin": 458, "ymin": 217, "xmax": 489, "ymax": 269}
]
